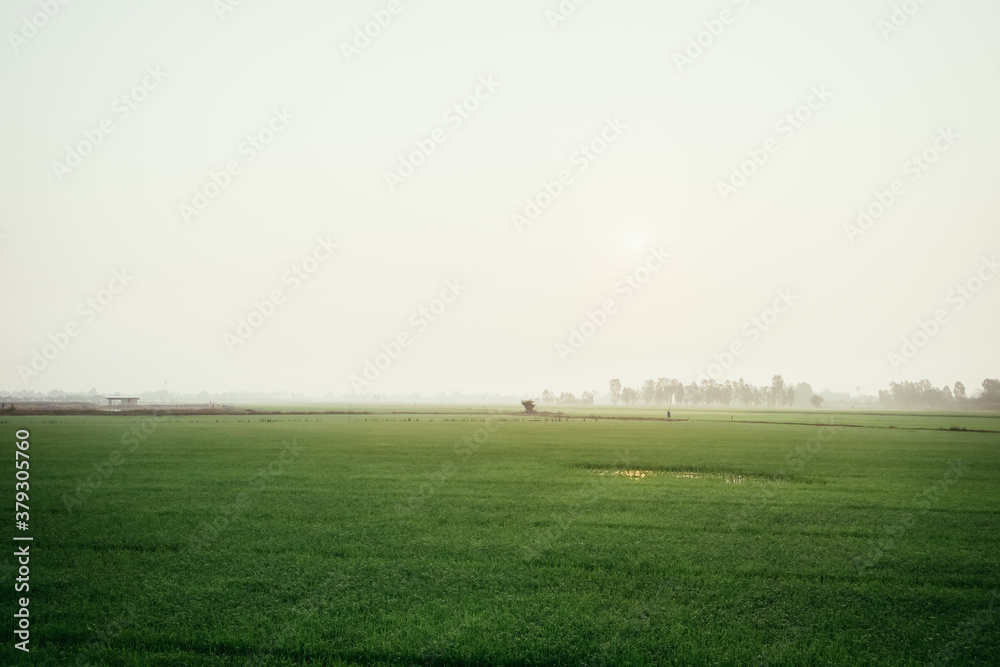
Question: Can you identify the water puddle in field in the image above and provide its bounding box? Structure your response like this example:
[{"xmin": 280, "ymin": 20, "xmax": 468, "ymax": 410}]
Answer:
[
  {"xmin": 595, "ymin": 469, "xmax": 748, "ymax": 484},
  {"xmin": 604, "ymin": 469, "xmax": 651, "ymax": 480}
]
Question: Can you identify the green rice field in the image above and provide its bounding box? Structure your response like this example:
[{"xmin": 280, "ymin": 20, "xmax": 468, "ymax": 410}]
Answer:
[{"xmin": 3, "ymin": 407, "xmax": 999, "ymax": 665}]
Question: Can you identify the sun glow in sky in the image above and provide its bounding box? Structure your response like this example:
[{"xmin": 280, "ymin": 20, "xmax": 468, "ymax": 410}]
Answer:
[
  {"xmin": 1, "ymin": 0, "xmax": 998, "ymax": 398},
  {"xmin": 626, "ymin": 232, "xmax": 645, "ymax": 251}
]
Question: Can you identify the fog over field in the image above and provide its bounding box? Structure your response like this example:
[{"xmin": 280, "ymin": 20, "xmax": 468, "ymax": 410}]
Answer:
[{"xmin": 1, "ymin": 0, "xmax": 999, "ymax": 399}]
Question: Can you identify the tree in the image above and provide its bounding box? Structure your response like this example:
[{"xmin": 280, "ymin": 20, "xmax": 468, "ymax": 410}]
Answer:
[
  {"xmin": 609, "ymin": 379, "xmax": 622, "ymax": 405},
  {"xmin": 521, "ymin": 399, "xmax": 536, "ymax": 414},
  {"xmin": 670, "ymin": 379, "xmax": 685, "ymax": 405},
  {"xmin": 982, "ymin": 379, "xmax": 1000, "ymax": 403},
  {"xmin": 700, "ymin": 379, "xmax": 720, "ymax": 405},
  {"xmin": 736, "ymin": 378, "xmax": 751, "ymax": 406},
  {"xmin": 654, "ymin": 378, "xmax": 669, "ymax": 405},
  {"xmin": 922, "ymin": 386, "xmax": 944, "ymax": 407},
  {"xmin": 581, "ymin": 391, "xmax": 594, "ymax": 405},
  {"xmin": 794, "ymin": 382, "xmax": 813, "ymax": 408},
  {"xmin": 621, "ymin": 387, "xmax": 639, "ymax": 406},
  {"xmin": 770, "ymin": 375, "xmax": 785, "ymax": 408},
  {"xmin": 558, "ymin": 392, "xmax": 576, "ymax": 404},
  {"xmin": 720, "ymin": 381, "xmax": 733, "ymax": 406},
  {"xmin": 641, "ymin": 380, "xmax": 655, "ymax": 405},
  {"xmin": 810, "ymin": 394, "xmax": 824, "ymax": 408},
  {"xmin": 888, "ymin": 381, "xmax": 921, "ymax": 407},
  {"xmin": 954, "ymin": 381, "xmax": 966, "ymax": 401},
  {"xmin": 542, "ymin": 389, "xmax": 556, "ymax": 404}
]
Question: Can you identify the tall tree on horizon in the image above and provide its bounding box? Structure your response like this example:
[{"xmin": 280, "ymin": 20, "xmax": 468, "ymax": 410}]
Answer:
[{"xmin": 609, "ymin": 379, "xmax": 622, "ymax": 405}]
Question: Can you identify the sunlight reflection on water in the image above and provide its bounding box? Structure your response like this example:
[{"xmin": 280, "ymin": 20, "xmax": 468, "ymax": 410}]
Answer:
[{"xmin": 596, "ymin": 469, "xmax": 748, "ymax": 483}]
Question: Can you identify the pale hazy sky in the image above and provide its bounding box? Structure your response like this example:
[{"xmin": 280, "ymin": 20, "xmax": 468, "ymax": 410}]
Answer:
[{"xmin": 1, "ymin": 0, "xmax": 998, "ymax": 398}]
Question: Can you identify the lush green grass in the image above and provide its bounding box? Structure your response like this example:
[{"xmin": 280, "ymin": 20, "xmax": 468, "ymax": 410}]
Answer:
[
  {"xmin": 239, "ymin": 401, "xmax": 1000, "ymax": 430},
  {"xmin": 3, "ymin": 409, "xmax": 999, "ymax": 665}
]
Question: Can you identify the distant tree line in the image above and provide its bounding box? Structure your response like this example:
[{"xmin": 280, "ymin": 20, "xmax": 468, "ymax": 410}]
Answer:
[
  {"xmin": 538, "ymin": 390, "xmax": 595, "ymax": 406},
  {"xmin": 606, "ymin": 376, "xmax": 822, "ymax": 408},
  {"xmin": 601, "ymin": 376, "xmax": 1000, "ymax": 410},
  {"xmin": 878, "ymin": 379, "xmax": 1000, "ymax": 409},
  {"xmin": 0, "ymin": 388, "xmax": 103, "ymax": 403}
]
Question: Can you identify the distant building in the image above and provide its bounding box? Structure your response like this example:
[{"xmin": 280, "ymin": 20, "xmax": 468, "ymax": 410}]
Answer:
[{"xmin": 106, "ymin": 396, "xmax": 139, "ymax": 406}]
